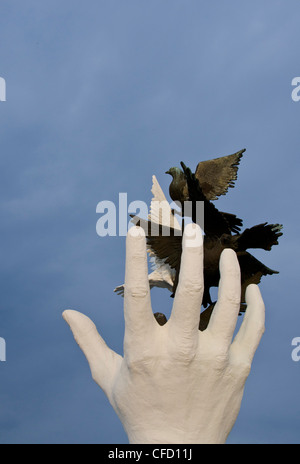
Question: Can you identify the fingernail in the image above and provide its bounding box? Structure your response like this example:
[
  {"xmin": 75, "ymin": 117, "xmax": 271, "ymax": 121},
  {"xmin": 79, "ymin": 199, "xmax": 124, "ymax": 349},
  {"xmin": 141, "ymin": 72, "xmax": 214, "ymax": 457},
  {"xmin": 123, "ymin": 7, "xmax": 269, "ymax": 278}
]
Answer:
[
  {"xmin": 128, "ymin": 225, "xmax": 146, "ymax": 239},
  {"xmin": 183, "ymin": 223, "xmax": 203, "ymax": 248}
]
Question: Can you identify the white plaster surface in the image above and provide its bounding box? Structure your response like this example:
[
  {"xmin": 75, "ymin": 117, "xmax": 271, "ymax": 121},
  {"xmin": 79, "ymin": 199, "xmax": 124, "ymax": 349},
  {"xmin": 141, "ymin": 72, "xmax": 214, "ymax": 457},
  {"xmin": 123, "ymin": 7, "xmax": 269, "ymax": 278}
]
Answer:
[{"xmin": 63, "ymin": 224, "xmax": 265, "ymax": 444}]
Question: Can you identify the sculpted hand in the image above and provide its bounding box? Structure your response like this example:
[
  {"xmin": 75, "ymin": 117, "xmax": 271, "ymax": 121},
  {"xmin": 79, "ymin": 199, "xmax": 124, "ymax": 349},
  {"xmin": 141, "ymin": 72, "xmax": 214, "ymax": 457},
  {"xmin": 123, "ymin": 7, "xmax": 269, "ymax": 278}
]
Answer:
[{"xmin": 63, "ymin": 224, "xmax": 265, "ymax": 444}]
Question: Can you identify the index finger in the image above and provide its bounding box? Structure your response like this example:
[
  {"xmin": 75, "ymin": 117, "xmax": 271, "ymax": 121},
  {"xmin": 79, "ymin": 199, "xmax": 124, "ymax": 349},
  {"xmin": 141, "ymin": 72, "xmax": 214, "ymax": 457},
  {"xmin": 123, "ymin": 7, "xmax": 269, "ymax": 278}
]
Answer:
[{"xmin": 124, "ymin": 226, "xmax": 156, "ymax": 340}]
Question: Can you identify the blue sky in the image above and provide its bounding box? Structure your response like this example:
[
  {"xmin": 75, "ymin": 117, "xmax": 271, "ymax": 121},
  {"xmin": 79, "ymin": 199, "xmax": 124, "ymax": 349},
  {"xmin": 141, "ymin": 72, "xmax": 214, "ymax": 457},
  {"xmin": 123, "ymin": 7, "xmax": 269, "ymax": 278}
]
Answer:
[{"xmin": 0, "ymin": 0, "xmax": 299, "ymax": 444}]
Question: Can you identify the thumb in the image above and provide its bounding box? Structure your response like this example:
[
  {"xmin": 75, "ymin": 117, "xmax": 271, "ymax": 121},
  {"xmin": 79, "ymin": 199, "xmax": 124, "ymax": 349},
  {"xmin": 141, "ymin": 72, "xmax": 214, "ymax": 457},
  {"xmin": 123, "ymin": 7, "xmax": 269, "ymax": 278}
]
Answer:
[{"xmin": 63, "ymin": 310, "xmax": 123, "ymax": 400}]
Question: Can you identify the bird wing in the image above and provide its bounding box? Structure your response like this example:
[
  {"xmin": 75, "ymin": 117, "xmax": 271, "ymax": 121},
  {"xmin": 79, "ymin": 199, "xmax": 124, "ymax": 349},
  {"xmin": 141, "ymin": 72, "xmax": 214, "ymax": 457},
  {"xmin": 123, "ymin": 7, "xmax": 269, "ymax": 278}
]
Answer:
[
  {"xmin": 114, "ymin": 284, "xmax": 126, "ymax": 297},
  {"xmin": 147, "ymin": 269, "xmax": 174, "ymax": 291},
  {"xmin": 114, "ymin": 268, "xmax": 174, "ymax": 298},
  {"xmin": 149, "ymin": 175, "xmax": 181, "ymax": 231},
  {"xmin": 199, "ymin": 249, "xmax": 280, "ymax": 328},
  {"xmin": 147, "ymin": 233, "xmax": 182, "ymax": 271},
  {"xmin": 199, "ymin": 304, "xmax": 215, "ymax": 331},
  {"xmin": 195, "ymin": 149, "xmax": 245, "ymax": 201},
  {"xmin": 131, "ymin": 215, "xmax": 182, "ymax": 271},
  {"xmin": 149, "ymin": 256, "xmax": 176, "ymax": 287},
  {"xmin": 237, "ymin": 251, "xmax": 279, "ymax": 303},
  {"xmin": 181, "ymin": 161, "xmax": 233, "ymax": 235},
  {"xmin": 128, "ymin": 176, "xmax": 182, "ymax": 297},
  {"xmin": 237, "ymin": 223, "xmax": 283, "ymax": 251},
  {"xmin": 219, "ymin": 212, "xmax": 243, "ymax": 234}
]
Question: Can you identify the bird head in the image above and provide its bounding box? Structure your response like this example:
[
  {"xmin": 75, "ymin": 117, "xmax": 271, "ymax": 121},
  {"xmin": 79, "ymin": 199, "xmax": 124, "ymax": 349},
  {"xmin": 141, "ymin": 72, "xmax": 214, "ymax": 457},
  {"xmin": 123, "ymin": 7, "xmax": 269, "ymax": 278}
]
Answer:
[{"xmin": 165, "ymin": 167, "xmax": 182, "ymax": 179}]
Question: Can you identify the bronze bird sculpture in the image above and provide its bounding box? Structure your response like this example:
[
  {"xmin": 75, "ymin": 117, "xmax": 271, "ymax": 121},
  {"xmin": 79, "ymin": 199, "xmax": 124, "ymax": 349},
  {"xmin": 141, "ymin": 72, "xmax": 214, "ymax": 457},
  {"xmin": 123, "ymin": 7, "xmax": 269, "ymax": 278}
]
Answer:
[
  {"xmin": 166, "ymin": 149, "xmax": 245, "ymax": 235},
  {"xmin": 132, "ymin": 216, "xmax": 282, "ymax": 309},
  {"xmin": 115, "ymin": 148, "xmax": 283, "ymax": 330},
  {"xmin": 131, "ymin": 165, "xmax": 282, "ymax": 329},
  {"xmin": 166, "ymin": 148, "xmax": 245, "ymax": 203}
]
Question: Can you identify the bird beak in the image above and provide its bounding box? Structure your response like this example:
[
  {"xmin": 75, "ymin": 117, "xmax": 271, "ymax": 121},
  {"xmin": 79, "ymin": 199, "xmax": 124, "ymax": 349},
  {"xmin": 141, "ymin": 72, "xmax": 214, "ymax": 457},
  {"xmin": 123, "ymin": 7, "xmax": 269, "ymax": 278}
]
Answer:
[{"xmin": 165, "ymin": 170, "xmax": 170, "ymax": 175}]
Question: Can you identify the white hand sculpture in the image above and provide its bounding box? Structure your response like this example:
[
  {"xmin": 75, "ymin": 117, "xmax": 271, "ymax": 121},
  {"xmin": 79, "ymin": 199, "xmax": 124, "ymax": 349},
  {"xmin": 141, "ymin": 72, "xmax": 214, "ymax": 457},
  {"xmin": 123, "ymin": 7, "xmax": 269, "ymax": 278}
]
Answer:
[{"xmin": 63, "ymin": 224, "xmax": 265, "ymax": 444}]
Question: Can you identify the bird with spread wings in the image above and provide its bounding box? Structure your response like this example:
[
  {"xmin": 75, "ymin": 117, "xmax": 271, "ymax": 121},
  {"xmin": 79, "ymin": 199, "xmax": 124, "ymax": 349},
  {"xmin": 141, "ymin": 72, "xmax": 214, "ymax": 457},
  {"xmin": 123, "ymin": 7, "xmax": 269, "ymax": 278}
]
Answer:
[{"xmin": 114, "ymin": 149, "xmax": 282, "ymax": 330}]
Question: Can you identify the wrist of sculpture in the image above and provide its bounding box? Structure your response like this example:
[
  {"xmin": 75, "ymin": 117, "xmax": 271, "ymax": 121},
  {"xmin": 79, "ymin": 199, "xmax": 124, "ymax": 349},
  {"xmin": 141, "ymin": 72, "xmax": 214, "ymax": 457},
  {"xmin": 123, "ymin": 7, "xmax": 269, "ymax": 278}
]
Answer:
[
  {"xmin": 125, "ymin": 426, "xmax": 227, "ymax": 445},
  {"xmin": 118, "ymin": 403, "xmax": 232, "ymax": 445}
]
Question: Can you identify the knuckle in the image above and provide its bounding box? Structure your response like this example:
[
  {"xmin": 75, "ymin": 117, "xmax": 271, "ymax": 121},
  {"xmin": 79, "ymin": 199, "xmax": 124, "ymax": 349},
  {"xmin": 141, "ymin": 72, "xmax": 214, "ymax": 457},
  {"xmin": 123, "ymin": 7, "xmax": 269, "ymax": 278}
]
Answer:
[
  {"xmin": 125, "ymin": 285, "xmax": 149, "ymax": 299},
  {"xmin": 213, "ymin": 346, "xmax": 229, "ymax": 367},
  {"xmin": 223, "ymin": 291, "xmax": 241, "ymax": 307},
  {"xmin": 167, "ymin": 336, "xmax": 197, "ymax": 363},
  {"xmin": 180, "ymin": 280, "xmax": 204, "ymax": 297},
  {"xmin": 126, "ymin": 354, "xmax": 155, "ymax": 375},
  {"xmin": 201, "ymin": 342, "xmax": 229, "ymax": 369},
  {"xmin": 214, "ymin": 355, "xmax": 228, "ymax": 371},
  {"xmin": 232, "ymin": 358, "xmax": 252, "ymax": 379},
  {"xmin": 230, "ymin": 350, "xmax": 252, "ymax": 378},
  {"xmin": 214, "ymin": 351, "xmax": 228, "ymax": 369},
  {"xmin": 240, "ymin": 362, "xmax": 252, "ymax": 378}
]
